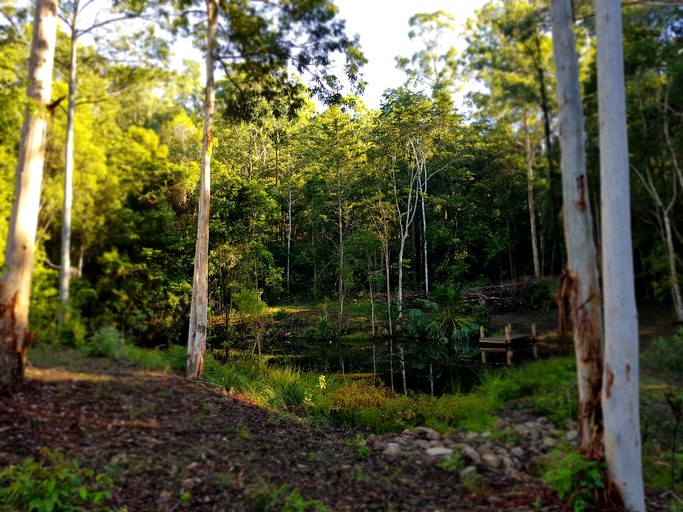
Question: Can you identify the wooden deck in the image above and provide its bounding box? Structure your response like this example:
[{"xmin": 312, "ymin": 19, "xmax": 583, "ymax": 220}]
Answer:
[{"xmin": 479, "ymin": 324, "xmax": 538, "ymax": 365}]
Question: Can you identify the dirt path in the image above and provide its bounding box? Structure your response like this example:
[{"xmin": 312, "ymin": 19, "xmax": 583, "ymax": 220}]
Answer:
[{"xmin": 0, "ymin": 354, "xmax": 564, "ymax": 511}]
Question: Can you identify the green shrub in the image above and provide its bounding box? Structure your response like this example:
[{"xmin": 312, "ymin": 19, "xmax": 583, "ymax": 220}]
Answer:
[
  {"xmin": 0, "ymin": 449, "xmax": 114, "ymax": 512},
  {"xmin": 642, "ymin": 328, "xmax": 683, "ymax": 375},
  {"xmin": 544, "ymin": 452, "xmax": 605, "ymax": 512},
  {"xmin": 254, "ymin": 484, "xmax": 328, "ymax": 512},
  {"xmin": 87, "ymin": 326, "xmax": 125, "ymax": 358}
]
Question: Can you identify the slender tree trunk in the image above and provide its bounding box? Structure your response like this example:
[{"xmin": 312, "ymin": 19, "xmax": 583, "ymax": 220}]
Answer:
[
  {"xmin": 429, "ymin": 362, "xmax": 434, "ymax": 396},
  {"xmin": 552, "ymin": 0, "xmax": 604, "ymax": 456},
  {"xmin": 369, "ymin": 267, "xmax": 376, "ymax": 336},
  {"xmin": 59, "ymin": 21, "xmax": 78, "ymax": 326},
  {"xmin": 77, "ymin": 244, "xmax": 84, "ymax": 278},
  {"xmin": 384, "ymin": 242, "xmax": 392, "ymax": 337},
  {"xmin": 663, "ymin": 211, "xmax": 683, "ymax": 322},
  {"xmin": 397, "ymin": 236, "xmax": 406, "ymax": 318},
  {"xmin": 420, "ymin": 172, "xmax": 429, "ymax": 295},
  {"xmin": 596, "ymin": 0, "xmax": 645, "ymax": 508},
  {"xmin": 187, "ymin": 0, "xmax": 218, "ymax": 380},
  {"xmin": 399, "ymin": 345, "xmax": 407, "ymax": 395},
  {"xmin": 523, "ymin": 109, "xmax": 541, "ymax": 278},
  {"xmin": 0, "ymin": 0, "xmax": 58, "ymax": 389},
  {"xmin": 338, "ymin": 198, "xmax": 344, "ymax": 331},
  {"xmin": 286, "ymin": 178, "xmax": 292, "ymax": 294}
]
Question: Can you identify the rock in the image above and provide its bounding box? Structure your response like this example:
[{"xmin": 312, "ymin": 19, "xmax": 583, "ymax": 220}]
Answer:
[
  {"xmin": 426, "ymin": 430, "xmax": 441, "ymax": 441},
  {"xmin": 460, "ymin": 445, "xmax": 482, "ymax": 465},
  {"xmin": 494, "ymin": 418, "xmax": 507, "ymax": 430},
  {"xmin": 413, "ymin": 426, "xmax": 436, "ymax": 436},
  {"xmin": 425, "ymin": 447, "xmax": 454, "ymax": 457},
  {"xmin": 476, "ymin": 442, "xmax": 494, "ymax": 456},
  {"xmin": 542, "ymin": 437, "xmax": 557, "ymax": 448},
  {"xmin": 537, "ymin": 416, "xmax": 549, "ymax": 425},
  {"xmin": 510, "ymin": 446, "xmax": 524, "ymax": 458},
  {"xmin": 442, "ymin": 439, "xmax": 454, "ymax": 448},
  {"xmin": 415, "ymin": 439, "xmax": 430, "ymax": 450},
  {"xmin": 460, "ymin": 466, "xmax": 478, "ymax": 479},
  {"xmin": 565, "ymin": 430, "xmax": 579, "ymax": 443},
  {"xmin": 371, "ymin": 441, "xmax": 388, "ymax": 452},
  {"xmin": 401, "ymin": 429, "xmax": 414, "ymax": 436},
  {"xmin": 501, "ymin": 456, "xmax": 515, "ymax": 469},
  {"xmin": 482, "ymin": 453, "xmax": 501, "ymax": 468},
  {"xmin": 428, "ymin": 440, "xmax": 444, "ymax": 448},
  {"xmin": 384, "ymin": 443, "xmax": 401, "ymax": 456}
]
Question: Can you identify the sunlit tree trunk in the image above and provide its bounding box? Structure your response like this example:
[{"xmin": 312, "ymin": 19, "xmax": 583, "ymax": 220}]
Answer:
[
  {"xmin": 551, "ymin": 0, "xmax": 604, "ymax": 456},
  {"xmin": 0, "ymin": 0, "xmax": 58, "ymax": 389},
  {"xmin": 59, "ymin": 10, "xmax": 79, "ymax": 325},
  {"xmin": 596, "ymin": 0, "xmax": 645, "ymax": 508},
  {"xmin": 286, "ymin": 178, "xmax": 292, "ymax": 294},
  {"xmin": 187, "ymin": 0, "xmax": 218, "ymax": 380}
]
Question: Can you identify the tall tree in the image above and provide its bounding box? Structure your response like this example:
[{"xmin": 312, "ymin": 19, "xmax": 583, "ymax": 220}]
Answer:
[
  {"xmin": 396, "ymin": 12, "xmax": 456, "ymax": 294},
  {"xmin": 464, "ymin": 0, "xmax": 560, "ymax": 274},
  {"xmin": 0, "ymin": 0, "xmax": 58, "ymax": 388},
  {"xmin": 56, "ymin": 0, "xmax": 161, "ymax": 325},
  {"xmin": 595, "ymin": 0, "xmax": 645, "ymax": 508},
  {"xmin": 184, "ymin": 0, "xmax": 365, "ymax": 379},
  {"xmin": 551, "ymin": 0, "xmax": 604, "ymax": 461},
  {"xmin": 186, "ymin": 0, "xmax": 217, "ymax": 380}
]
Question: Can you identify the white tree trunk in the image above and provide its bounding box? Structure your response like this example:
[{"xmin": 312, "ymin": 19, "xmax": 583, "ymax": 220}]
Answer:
[
  {"xmin": 596, "ymin": 0, "xmax": 645, "ymax": 509},
  {"xmin": 551, "ymin": 0, "xmax": 604, "ymax": 456},
  {"xmin": 420, "ymin": 172, "xmax": 429, "ymax": 295},
  {"xmin": 384, "ymin": 243, "xmax": 392, "ymax": 336},
  {"xmin": 286, "ymin": 179, "xmax": 292, "ymax": 294},
  {"xmin": 59, "ymin": 20, "xmax": 78, "ymax": 324},
  {"xmin": 663, "ymin": 212, "xmax": 683, "ymax": 322},
  {"xmin": 187, "ymin": 0, "xmax": 218, "ymax": 380},
  {"xmin": 0, "ymin": 0, "xmax": 58, "ymax": 388},
  {"xmin": 523, "ymin": 109, "xmax": 541, "ymax": 279}
]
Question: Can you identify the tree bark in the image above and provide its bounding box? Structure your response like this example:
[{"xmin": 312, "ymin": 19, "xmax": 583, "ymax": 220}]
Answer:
[
  {"xmin": 59, "ymin": 10, "xmax": 79, "ymax": 325},
  {"xmin": 0, "ymin": 0, "xmax": 58, "ymax": 389},
  {"xmin": 187, "ymin": 0, "xmax": 218, "ymax": 380},
  {"xmin": 551, "ymin": 0, "xmax": 604, "ymax": 456},
  {"xmin": 596, "ymin": 0, "xmax": 645, "ymax": 508}
]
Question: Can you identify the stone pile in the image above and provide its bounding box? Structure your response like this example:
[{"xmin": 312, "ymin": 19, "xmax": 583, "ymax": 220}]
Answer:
[{"xmin": 364, "ymin": 416, "xmax": 580, "ymax": 479}]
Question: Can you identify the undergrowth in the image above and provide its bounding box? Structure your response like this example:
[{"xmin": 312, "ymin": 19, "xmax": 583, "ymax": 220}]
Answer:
[{"xmin": 0, "ymin": 448, "xmax": 114, "ymax": 512}]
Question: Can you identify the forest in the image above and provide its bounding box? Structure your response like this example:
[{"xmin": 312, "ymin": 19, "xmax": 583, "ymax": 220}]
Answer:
[{"xmin": 0, "ymin": 0, "xmax": 682, "ymax": 510}]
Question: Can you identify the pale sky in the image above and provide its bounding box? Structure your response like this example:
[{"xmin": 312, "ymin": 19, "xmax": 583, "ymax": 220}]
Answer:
[{"xmin": 333, "ymin": 0, "xmax": 490, "ymax": 109}]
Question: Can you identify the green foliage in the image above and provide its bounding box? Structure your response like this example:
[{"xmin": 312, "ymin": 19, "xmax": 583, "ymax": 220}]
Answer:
[
  {"xmin": 642, "ymin": 328, "xmax": 683, "ymax": 375},
  {"xmin": 544, "ymin": 452, "xmax": 605, "ymax": 512},
  {"xmin": 530, "ymin": 278, "xmax": 558, "ymax": 310},
  {"xmin": 436, "ymin": 452, "xmax": 464, "ymax": 474},
  {"xmin": 0, "ymin": 449, "xmax": 114, "ymax": 512},
  {"xmin": 347, "ymin": 434, "xmax": 372, "ymax": 459},
  {"xmin": 87, "ymin": 327, "xmax": 125, "ymax": 358},
  {"xmin": 254, "ymin": 484, "xmax": 328, "ymax": 512}
]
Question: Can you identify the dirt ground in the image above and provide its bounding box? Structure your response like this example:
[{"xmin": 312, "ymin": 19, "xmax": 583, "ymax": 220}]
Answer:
[{"xmin": 0, "ymin": 353, "xmax": 566, "ymax": 511}]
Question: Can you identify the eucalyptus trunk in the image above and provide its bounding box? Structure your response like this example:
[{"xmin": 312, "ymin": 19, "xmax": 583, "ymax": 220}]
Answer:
[
  {"xmin": 187, "ymin": 0, "xmax": 218, "ymax": 380},
  {"xmin": 551, "ymin": 0, "xmax": 604, "ymax": 456},
  {"xmin": 59, "ymin": 14, "xmax": 79, "ymax": 324},
  {"xmin": 596, "ymin": 0, "xmax": 645, "ymax": 508},
  {"xmin": 0, "ymin": 0, "xmax": 58, "ymax": 389}
]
